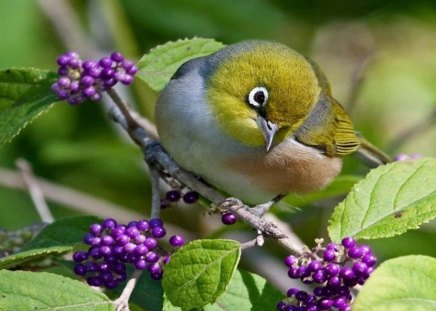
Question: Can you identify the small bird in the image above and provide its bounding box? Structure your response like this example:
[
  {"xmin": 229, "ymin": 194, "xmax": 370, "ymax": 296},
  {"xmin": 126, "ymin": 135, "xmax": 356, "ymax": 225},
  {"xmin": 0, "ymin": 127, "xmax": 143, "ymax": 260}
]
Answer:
[{"xmin": 155, "ymin": 41, "xmax": 390, "ymax": 205}]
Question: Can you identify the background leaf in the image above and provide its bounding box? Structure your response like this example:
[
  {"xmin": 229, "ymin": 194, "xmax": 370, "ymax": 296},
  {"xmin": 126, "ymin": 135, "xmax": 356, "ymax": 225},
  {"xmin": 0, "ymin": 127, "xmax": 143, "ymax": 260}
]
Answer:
[
  {"xmin": 353, "ymin": 255, "xmax": 436, "ymax": 311},
  {"xmin": 162, "ymin": 239, "xmax": 241, "ymax": 310},
  {"xmin": 0, "ymin": 245, "xmax": 70, "ymax": 270},
  {"xmin": 20, "ymin": 216, "xmax": 101, "ymax": 251},
  {"xmin": 328, "ymin": 158, "xmax": 436, "ymax": 242},
  {"xmin": 0, "ymin": 270, "xmax": 115, "ymax": 310},
  {"xmin": 137, "ymin": 38, "xmax": 224, "ymax": 91},
  {"xmin": 0, "ymin": 216, "xmax": 99, "ymax": 269},
  {"xmin": 0, "ymin": 68, "xmax": 58, "ymax": 146}
]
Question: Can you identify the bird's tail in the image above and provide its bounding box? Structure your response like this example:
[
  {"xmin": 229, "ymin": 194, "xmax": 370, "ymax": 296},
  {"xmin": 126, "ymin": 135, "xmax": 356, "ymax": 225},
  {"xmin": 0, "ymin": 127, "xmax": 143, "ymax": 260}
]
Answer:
[{"xmin": 355, "ymin": 136, "xmax": 392, "ymax": 167}]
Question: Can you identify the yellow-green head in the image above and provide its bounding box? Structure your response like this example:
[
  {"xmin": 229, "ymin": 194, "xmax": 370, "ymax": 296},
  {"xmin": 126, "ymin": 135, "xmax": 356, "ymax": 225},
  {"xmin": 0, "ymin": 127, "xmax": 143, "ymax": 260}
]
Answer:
[{"xmin": 205, "ymin": 41, "xmax": 324, "ymax": 150}]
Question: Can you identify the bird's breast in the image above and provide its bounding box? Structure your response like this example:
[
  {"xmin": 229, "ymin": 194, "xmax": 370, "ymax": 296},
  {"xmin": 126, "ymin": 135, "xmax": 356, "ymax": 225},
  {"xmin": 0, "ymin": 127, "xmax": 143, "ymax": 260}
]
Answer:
[{"xmin": 224, "ymin": 138, "xmax": 342, "ymax": 196}]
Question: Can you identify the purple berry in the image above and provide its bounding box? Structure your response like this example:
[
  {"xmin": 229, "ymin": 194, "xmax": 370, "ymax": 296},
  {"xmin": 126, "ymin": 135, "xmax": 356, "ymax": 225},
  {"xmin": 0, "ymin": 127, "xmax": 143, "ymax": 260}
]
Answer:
[
  {"xmin": 276, "ymin": 301, "xmax": 287, "ymax": 310},
  {"xmin": 347, "ymin": 246, "xmax": 363, "ymax": 259},
  {"xmin": 83, "ymin": 86, "xmax": 96, "ymax": 97},
  {"xmin": 103, "ymin": 218, "xmax": 117, "ymax": 229},
  {"xmin": 333, "ymin": 297, "xmax": 348, "ymax": 308},
  {"xmin": 80, "ymin": 75, "xmax": 95, "ymax": 87},
  {"xmin": 359, "ymin": 244, "xmax": 372, "ymax": 255},
  {"xmin": 135, "ymin": 259, "xmax": 147, "ymax": 270},
  {"xmin": 312, "ymin": 270, "xmax": 327, "ymax": 283},
  {"xmin": 169, "ymin": 235, "xmax": 185, "ymax": 247},
  {"xmin": 151, "ymin": 226, "xmax": 166, "ymax": 238},
  {"xmin": 352, "ymin": 262, "xmax": 369, "ymax": 276},
  {"xmin": 121, "ymin": 60, "xmax": 135, "ymax": 71},
  {"xmin": 166, "ymin": 190, "xmax": 181, "ymax": 202},
  {"xmin": 145, "ymin": 251, "xmax": 159, "ymax": 263},
  {"xmin": 323, "ymin": 248, "xmax": 336, "ymax": 262},
  {"xmin": 110, "ymin": 52, "xmax": 124, "ymax": 62},
  {"xmin": 287, "ymin": 268, "xmax": 299, "ymax": 279},
  {"xmin": 101, "ymin": 68, "xmax": 115, "ymax": 79},
  {"xmin": 183, "ymin": 191, "xmax": 199, "ymax": 204},
  {"xmin": 149, "ymin": 218, "xmax": 164, "ymax": 228},
  {"xmin": 87, "ymin": 276, "xmax": 103, "ymax": 287},
  {"xmin": 325, "ymin": 263, "xmax": 340, "ymax": 276},
  {"xmin": 100, "ymin": 235, "xmax": 114, "ymax": 246},
  {"xmin": 221, "ymin": 212, "xmax": 237, "ymax": 225},
  {"xmin": 318, "ymin": 297, "xmax": 333, "ymax": 309},
  {"xmin": 144, "ymin": 237, "xmax": 157, "ymax": 250},
  {"xmin": 134, "ymin": 244, "xmax": 149, "ymax": 256},
  {"xmin": 308, "ymin": 260, "xmax": 322, "ymax": 272},
  {"xmin": 57, "ymin": 76, "xmax": 71, "ymax": 88},
  {"xmin": 74, "ymin": 264, "xmax": 87, "ymax": 275},
  {"xmin": 126, "ymin": 226, "xmax": 140, "ymax": 238},
  {"xmin": 339, "ymin": 267, "xmax": 355, "ymax": 281},
  {"xmin": 327, "ymin": 276, "xmax": 341, "ymax": 287},
  {"xmin": 72, "ymin": 251, "xmax": 88, "ymax": 262},
  {"xmin": 362, "ymin": 254, "xmax": 377, "ymax": 267},
  {"xmin": 283, "ymin": 255, "xmax": 297, "ymax": 267},
  {"xmin": 136, "ymin": 220, "xmax": 149, "ymax": 231},
  {"xmin": 99, "ymin": 56, "xmax": 113, "ymax": 68},
  {"xmin": 295, "ymin": 290, "xmax": 308, "ymax": 301},
  {"xmin": 116, "ymin": 234, "xmax": 130, "ymax": 246},
  {"xmin": 57, "ymin": 55, "xmax": 71, "ymax": 66},
  {"xmin": 286, "ymin": 287, "xmax": 299, "ymax": 297},
  {"xmin": 297, "ymin": 265, "xmax": 310, "ymax": 278},
  {"xmin": 341, "ymin": 237, "xmax": 356, "ymax": 249}
]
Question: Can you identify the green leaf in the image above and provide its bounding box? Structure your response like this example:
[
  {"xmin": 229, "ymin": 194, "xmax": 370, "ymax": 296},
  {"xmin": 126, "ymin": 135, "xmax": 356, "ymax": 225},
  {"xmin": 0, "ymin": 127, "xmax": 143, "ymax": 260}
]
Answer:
[
  {"xmin": 162, "ymin": 239, "xmax": 241, "ymax": 310},
  {"xmin": 0, "ymin": 68, "xmax": 59, "ymax": 146},
  {"xmin": 353, "ymin": 255, "xmax": 436, "ymax": 311},
  {"xmin": 0, "ymin": 245, "xmax": 71, "ymax": 270},
  {"xmin": 137, "ymin": 38, "xmax": 224, "ymax": 91},
  {"xmin": 0, "ymin": 270, "xmax": 115, "ymax": 310},
  {"xmin": 328, "ymin": 158, "xmax": 436, "ymax": 242},
  {"xmin": 203, "ymin": 269, "xmax": 282, "ymax": 311},
  {"xmin": 20, "ymin": 216, "xmax": 101, "ymax": 251}
]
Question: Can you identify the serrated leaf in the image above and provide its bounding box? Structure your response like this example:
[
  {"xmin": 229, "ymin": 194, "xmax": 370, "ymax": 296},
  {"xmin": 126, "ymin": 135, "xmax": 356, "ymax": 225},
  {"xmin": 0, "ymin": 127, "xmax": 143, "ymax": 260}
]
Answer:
[
  {"xmin": 328, "ymin": 158, "xmax": 436, "ymax": 242},
  {"xmin": 137, "ymin": 38, "xmax": 224, "ymax": 91},
  {"xmin": 0, "ymin": 245, "xmax": 71, "ymax": 270},
  {"xmin": 203, "ymin": 269, "xmax": 282, "ymax": 311},
  {"xmin": 353, "ymin": 255, "xmax": 436, "ymax": 311},
  {"xmin": 0, "ymin": 68, "xmax": 59, "ymax": 146},
  {"xmin": 162, "ymin": 239, "xmax": 241, "ymax": 310},
  {"xmin": 20, "ymin": 216, "xmax": 101, "ymax": 251},
  {"xmin": 0, "ymin": 270, "xmax": 115, "ymax": 310}
]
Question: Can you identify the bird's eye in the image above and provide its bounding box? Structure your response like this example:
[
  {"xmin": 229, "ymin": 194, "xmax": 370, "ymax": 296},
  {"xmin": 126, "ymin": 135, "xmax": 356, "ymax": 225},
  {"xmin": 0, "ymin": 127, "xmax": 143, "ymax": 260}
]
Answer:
[{"xmin": 248, "ymin": 87, "xmax": 268, "ymax": 108}]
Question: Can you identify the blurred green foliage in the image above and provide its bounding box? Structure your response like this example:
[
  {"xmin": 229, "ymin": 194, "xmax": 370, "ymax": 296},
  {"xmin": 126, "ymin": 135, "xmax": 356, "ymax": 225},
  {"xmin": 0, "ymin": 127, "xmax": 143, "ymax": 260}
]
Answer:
[{"xmin": 0, "ymin": 0, "xmax": 435, "ymax": 278}]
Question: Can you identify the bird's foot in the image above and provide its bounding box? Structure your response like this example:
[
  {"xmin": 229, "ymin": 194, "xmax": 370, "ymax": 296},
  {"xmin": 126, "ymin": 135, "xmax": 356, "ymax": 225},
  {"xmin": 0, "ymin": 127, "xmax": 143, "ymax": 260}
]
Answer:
[{"xmin": 250, "ymin": 194, "xmax": 286, "ymax": 217}]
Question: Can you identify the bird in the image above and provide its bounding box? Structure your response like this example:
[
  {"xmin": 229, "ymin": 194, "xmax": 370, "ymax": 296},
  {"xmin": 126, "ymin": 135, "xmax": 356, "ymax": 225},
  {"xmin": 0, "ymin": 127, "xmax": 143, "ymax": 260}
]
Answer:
[{"xmin": 155, "ymin": 40, "xmax": 390, "ymax": 205}]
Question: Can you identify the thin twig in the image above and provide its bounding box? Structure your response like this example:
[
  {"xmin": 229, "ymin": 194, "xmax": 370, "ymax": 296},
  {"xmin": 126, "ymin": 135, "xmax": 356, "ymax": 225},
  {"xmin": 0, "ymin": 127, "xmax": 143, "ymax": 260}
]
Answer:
[
  {"xmin": 16, "ymin": 159, "xmax": 54, "ymax": 224},
  {"xmin": 114, "ymin": 269, "xmax": 143, "ymax": 311}
]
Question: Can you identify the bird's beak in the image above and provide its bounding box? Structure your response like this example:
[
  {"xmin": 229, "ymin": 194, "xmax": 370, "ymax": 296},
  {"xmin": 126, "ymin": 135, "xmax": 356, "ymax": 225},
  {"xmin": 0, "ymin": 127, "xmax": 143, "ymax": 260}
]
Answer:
[{"xmin": 256, "ymin": 116, "xmax": 279, "ymax": 152}]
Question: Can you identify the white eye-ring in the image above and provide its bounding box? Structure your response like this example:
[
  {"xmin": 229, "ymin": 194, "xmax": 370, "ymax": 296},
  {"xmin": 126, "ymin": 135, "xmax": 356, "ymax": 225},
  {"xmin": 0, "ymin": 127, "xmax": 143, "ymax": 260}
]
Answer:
[{"xmin": 248, "ymin": 86, "xmax": 269, "ymax": 108}]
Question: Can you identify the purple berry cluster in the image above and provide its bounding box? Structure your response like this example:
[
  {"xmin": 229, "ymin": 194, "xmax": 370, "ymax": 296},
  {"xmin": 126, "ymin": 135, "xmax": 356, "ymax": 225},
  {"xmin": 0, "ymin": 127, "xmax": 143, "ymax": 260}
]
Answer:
[
  {"xmin": 73, "ymin": 218, "xmax": 185, "ymax": 289},
  {"xmin": 51, "ymin": 51, "xmax": 137, "ymax": 105},
  {"xmin": 160, "ymin": 189, "xmax": 200, "ymax": 209},
  {"xmin": 277, "ymin": 237, "xmax": 377, "ymax": 311}
]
